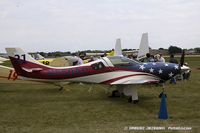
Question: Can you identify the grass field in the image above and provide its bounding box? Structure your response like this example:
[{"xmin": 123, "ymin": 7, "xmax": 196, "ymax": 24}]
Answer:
[{"xmin": 0, "ymin": 57, "xmax": 199, "ymax": 133}]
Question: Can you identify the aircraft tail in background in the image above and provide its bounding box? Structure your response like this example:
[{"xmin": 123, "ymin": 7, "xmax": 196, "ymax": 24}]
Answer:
[
  {"xmin": 137, "ymin": 33, "xmax": 149, "ymax": 60},
  {"xmin": 114, "ymin": 38, "xmax": 123, "ymax": 56}
]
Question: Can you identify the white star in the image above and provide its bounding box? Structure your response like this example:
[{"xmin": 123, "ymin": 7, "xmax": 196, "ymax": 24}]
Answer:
[
  {"xmin": 169, "ymin": 72, "xmax": 174, "ymax": 77},
  {"xmin": 139, "ymin": 65, "xmax": 145, "ymax": 70},
  {"xmin": 149, "ymin": 68, "xmax": 154, "ymax": 73},
  {"xmin": 158, "ymin": 69, "xmax": 163, "ymax": 74},
  {"xmin": 152, "ymin": 62, "xmax": 156, "ymax": 65},
  {"xmin": 165, "ymin": 63, "xmax": 169, "ymax": 66},
  {"xmin": 174, "ymin": 65, "xmax": 179, "ymax": 69}
]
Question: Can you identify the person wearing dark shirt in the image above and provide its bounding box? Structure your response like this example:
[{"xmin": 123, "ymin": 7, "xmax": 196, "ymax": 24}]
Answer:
[
  {"xmin": 169, "ymin": 54, "xmax": 178, "ymax": 64},
  {"xmin": 169, "ymin": 54, "xmax": 178, "ymax": 84},
  {"xmin": 142, "ymin": 53, "xmax": 155, "ymax": 62}
]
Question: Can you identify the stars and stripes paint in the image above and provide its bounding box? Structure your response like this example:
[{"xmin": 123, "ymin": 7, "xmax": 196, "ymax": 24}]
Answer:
[{"xmin": 134, "ymin": 62, "xmax": 180, "ymax": 81}]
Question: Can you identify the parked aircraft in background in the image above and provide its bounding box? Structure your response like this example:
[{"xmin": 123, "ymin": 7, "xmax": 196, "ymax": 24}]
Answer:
[
  {"xmin": 5, "ymin": 48, "xmax": 190, "ymax": 103},
  {"xmin": 137, "ymin": 33, "xmax": 149, "ymax": 60},
  {"xmin": 107, "ymin": 33, "xmax": 150, "ymax": 59},
  {"xmin": 0, "ymin": 65, "xmax": 17, "ymax": 80},
  {"xmin": 0, "ymin": 57, "xmax": 9, "ymax": 64}
]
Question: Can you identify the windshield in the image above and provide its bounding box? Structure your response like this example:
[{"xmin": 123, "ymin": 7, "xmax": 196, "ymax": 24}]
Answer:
[{"xmin": 107, "ymin": 56, "xmax": 139, "ymax": 66}]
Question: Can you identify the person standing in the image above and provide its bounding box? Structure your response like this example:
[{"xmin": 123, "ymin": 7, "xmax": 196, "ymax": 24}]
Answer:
[
  {"xmin": 158, "ymin": 54, "xmax": 165, "ymax": 62},
  {"xmin": 169, "ymin": 54, "xmax": 178, "ymax": 64},
  {"xmin": 143, "ymin": 53, "xmax": 155, "ymax": 62},
  {"xmin": 169, "ymin": 54, "xmax": 178, "ymax": 84}
]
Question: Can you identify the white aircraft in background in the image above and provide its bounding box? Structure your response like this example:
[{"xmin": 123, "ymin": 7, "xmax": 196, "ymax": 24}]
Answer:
[
  {"xmin": 0, "ymin": 56, "xmax": 9, "ymax": 64},
  {"xmin": 137, "ymin": 33, "xmax": 149, "ymax": 60},
  {"xmin": 112, "ymin": 33, "xmax": 149, "ymax": 59}
]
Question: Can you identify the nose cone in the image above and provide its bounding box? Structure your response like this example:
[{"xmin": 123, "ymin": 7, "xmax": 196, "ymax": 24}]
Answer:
[{"xmin": 181, "ymin": 65, "xmax": 190, "ymax": 73}]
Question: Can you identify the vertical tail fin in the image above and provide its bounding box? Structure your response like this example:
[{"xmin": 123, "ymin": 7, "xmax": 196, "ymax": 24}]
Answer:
[
  {"xmin": 114, "ymin": 38, "xmax": 123, "ymax": 56},
  {"xmin": 5, "ymin": 48, "xmax": 46, "ymax": 76},
  {"xmin": 6, "ymin": 48, "xmax": 39, "ymax": 64},
  {"xmin": 137, "ymin": 33, "xmax": 149, "ymax": 60}
]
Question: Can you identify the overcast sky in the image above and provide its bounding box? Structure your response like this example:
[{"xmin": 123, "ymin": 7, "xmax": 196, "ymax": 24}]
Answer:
[{"xmin": 0, "ymin": 0, "xmax": 200, "ymax": 52}]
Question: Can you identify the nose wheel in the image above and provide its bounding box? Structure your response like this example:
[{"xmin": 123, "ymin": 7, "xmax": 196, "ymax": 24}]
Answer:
[{"xmin": 59, "ymin": 86, "xmax": 64, "ymax": 91}]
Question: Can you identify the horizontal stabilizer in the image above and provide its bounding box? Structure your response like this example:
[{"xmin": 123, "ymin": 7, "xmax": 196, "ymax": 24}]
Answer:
[{"xmin": 22, "ymin": 67, "xmax": 43, "ymax": 72}]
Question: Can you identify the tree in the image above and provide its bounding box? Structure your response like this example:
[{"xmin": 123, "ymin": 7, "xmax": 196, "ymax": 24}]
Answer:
[
  {"xmin": 39, "ymin": 52, "xmax": 46, "ymax": 57},
  {"xmin": 159, "ymin": 48, "xmax": 164, "ymax": 50},
  {"xmin": 194, "ymin": 47, "xmax": 200, "ymax": 53},
  {"xmin": 168, "ymin": 46, "xmax": 182, "ymax": 54}
]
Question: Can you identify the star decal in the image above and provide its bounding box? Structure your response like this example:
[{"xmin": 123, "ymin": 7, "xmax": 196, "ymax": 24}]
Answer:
[
  {"xmin": 149, "ymin": 68, "xmax": 154, "ymax": 73},
  {"xmin": 139, "ymin": 65, "xmax": 145, "ymax": 70},
  {"xmin": 158, "ymin": 69, "xmax": 163, "ymax": 74},
  {"xmin": 174, "ymin": 65, "xmax": 179, "ymax": 69},
  {"xmin": 169, "ymin": 72, "xmax": 174, "ymax": 77},
  {"xmin": 165, "ymin": 63, "xmax": 169, "ymax": 67}
]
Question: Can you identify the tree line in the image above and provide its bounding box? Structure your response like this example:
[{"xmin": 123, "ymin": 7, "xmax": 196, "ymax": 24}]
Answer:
[{"xmin": 36, "ymin": 46, "xmax": 200, "ymax": 58}]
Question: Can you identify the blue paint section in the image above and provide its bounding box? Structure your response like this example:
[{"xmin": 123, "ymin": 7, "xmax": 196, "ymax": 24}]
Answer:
[{"xmin": 117, "ymin": 62, "xmax": 180, "ymax": 81}]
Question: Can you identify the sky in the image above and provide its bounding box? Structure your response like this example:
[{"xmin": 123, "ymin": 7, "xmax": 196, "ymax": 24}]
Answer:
[{"xmin": 0, "ymin": 0, "xmax": 200, "ymax": 52}]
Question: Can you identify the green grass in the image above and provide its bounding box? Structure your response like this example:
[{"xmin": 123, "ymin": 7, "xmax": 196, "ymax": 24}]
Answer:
[
  {"xmin": 0, "ymin": 57, "xmax": 200, "ymax": 133},
  {"xmin": 1, "ymin": 60, "xmax": 12, "ymax": 67}
]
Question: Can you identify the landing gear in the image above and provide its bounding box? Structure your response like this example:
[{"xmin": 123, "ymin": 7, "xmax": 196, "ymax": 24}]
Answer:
[
  {"xmin": 128, "ymin": 96, "xmax": 139, "ymax": 104},
  {"xmin": 111, "ymin": 90, "xmax": 121, "ymax": 97},
  {"xmin": 133, "ymin": 100, "xmax": 139, "ymax": 104},
  {"xmin": 128, "ymin": 97, "xmax": 132, "ymax": 103},
  {"xmin": 59, "ymin": 86, "xmax": 64, "ymax": 91},
  {"xmin": 110, "ymin": 85, "xmax": 139, "ymax": 103}
]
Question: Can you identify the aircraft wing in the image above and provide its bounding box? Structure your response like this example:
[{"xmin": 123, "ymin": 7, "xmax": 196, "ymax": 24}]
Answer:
[
  {"xmin": 109, "ymin": 74, "xmax": 160, "ymax": 85},
  {"xmin": 0, "ymin": 65, "xmax": 18, "ymax": 80}
]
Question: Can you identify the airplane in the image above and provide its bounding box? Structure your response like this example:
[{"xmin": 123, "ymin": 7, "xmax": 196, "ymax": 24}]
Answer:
[
  {"xmin": 0, "ymin": 33, "xmax": 148, "ymax": 83},
  {"xmin": 0, "ymin": 65, "xmax": 17, "ymax": 80},
  {"xmin": 0, "ymin": 56, "xmax": 9, "ymax": 64},
  {"xmin": 107, "ymin": 38, "xmax": 122, "ymax": 57},
  {"xmin": 5, "ymin": 47, "xmax": 190, "ymax": 103}
]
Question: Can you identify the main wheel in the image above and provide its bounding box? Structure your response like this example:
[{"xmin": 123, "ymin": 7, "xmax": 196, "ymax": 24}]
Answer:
[
  {"xmin": 111, "ymin": 90, "xmax": 121, "ymax": 97},
  {"xmin": 128, "ymin": 97, "xmax": 132, "ymax": 103},
  {"xmin": 133, "ymin": 100, "xmax": 139, "ymax": 104}
]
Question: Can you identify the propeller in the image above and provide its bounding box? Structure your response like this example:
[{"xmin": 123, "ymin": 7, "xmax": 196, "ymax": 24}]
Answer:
[
  {"xmin": 179, "ymin": 49, "xmax": 190, "ymax": 74},
  {"xmin": 180, "ymin": 49, "xmax": 185, "ymax": 67}
]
